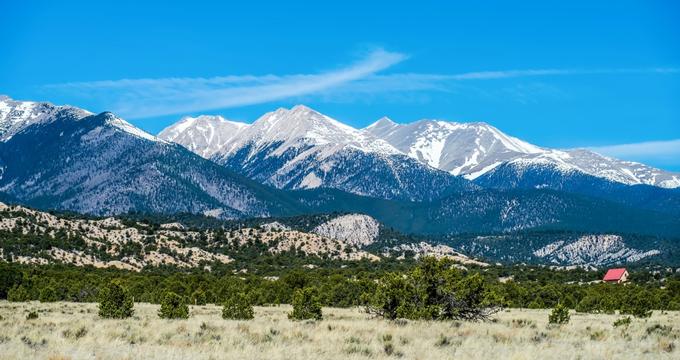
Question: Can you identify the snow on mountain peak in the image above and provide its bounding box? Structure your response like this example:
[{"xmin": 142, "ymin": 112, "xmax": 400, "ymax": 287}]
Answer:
[
  {"xmin": 101, "ymin": 112, "xmax": 162, "ymax": 143},
  {"xmin": 217, "ymin": 105, "xmax": 401, "ymax": 158},
  {"xmin": 366, "ymin": 117, "xmax": 679, "ymax": 188},
  {"xmin": 366, "ymin": 118, "xmax": 544, "ymax": 174},
  {"xmin": 158, "ymin": 114, "xmax": 249, "ymax": 157},
  {"xmin": 160, "ymin": 104, "xmax": 679, "ymax": 189},
  {"xmin": 0, "ymin": 96, "xmax": 91, "ymax": 141},
  {"xmin": 365, "ymin": 116, "xmax": 398, "ymax": 131}
]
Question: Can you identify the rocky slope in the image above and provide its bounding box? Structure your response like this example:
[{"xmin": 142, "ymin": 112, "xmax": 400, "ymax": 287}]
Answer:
[
  {"xmin": 312, "ymin": 214, "xmax": 380, "ymax": 247},
  {"xmin": 447, "ymin": 231, "xmax": 674, "ymax": 266},
  {"xmin": 2, "ymin": 203, "xmax": 508, "ymax": 270},
  {"xmin": 532, "ymin": 235, "xmax": 661, "ymax": 266},
  {"xmin": 0, "ymin": 203, "xmax": 386, "ymax": 270}
]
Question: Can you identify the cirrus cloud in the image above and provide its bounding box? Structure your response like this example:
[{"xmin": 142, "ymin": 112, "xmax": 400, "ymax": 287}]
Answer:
[
  {"xmin": 44, "ymin": 49, "xmax": 408, "ymax": 119},
  {"xmin": 44, "ymin": 51, "xmax": 679, "ymax": 120}
]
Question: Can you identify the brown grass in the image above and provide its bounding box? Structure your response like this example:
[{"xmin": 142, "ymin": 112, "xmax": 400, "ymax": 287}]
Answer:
[{"xmin": 0, "ymin": 301, "xmax": 678, "ymax": 359}]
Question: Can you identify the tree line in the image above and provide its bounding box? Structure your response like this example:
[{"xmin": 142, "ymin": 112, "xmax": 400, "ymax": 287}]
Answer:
[{"xmin": 1, "ymin": 260, "xmax": 679, "ymax": 316}]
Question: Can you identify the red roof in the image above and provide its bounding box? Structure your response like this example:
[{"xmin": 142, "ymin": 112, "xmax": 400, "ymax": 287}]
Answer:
[{"xmin": 603, "ymin": 268, "xmax": 627, "ymax": 281}]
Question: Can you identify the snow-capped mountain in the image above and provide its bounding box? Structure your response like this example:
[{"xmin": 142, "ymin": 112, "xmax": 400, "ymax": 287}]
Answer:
[
  {"xmin": 203, "ymin": 105, "xmax": 475, "ymax": 201},
  {"xmin": 2, "ymin": 95, "xmax": 678, "ymax": 246},
  {"xmin": 0, "ymin": 96, "xmax": 299, "ymax": 217},
  {"xmin": 0, "ymin": 95, "xmax": 91, "ymax": 141},
  {"xmin": 220, "ymin": 105, "xmax": 401, "ymax": 156},
  {"xmin": 365, "ymin": 118, "xmax": 543, "ymax": 178},
  {"xmin": 365, "ymin": 117, "xmax": 680, "ymax": 189},
  {"xmin": 160, "ymin": 105, "xmax": 679, "ymax": 213},
  {"xmin": 158, "ymin": 115, "xmax": 249, "ymax": 158}
]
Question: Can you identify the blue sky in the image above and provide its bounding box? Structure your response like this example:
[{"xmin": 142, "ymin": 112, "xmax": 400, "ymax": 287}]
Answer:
[{"xmin": 1, "ymin": 0, "xmax": 679, "ymax": 170}]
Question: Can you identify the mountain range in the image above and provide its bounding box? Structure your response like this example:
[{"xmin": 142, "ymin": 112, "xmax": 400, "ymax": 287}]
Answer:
[
  {"xmin": 164, "ymin": 105, "xmax": 474, "ymax": 202},
  {"xmin": 1, "ymin": 95, "xmax": 679, "ymax": 243},
  {"xmin": 159, "ymin": 103, "xmax": 680, "ymax": 216},
  {"xmin": 0, "ymin": 96, "xmax": 300, "ymax": 218}
]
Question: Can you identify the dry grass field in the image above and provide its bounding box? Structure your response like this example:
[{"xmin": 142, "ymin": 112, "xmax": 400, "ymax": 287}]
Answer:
[{"xmin": 0, "ymin": 301, "xmax": 678, "ymax": 359}]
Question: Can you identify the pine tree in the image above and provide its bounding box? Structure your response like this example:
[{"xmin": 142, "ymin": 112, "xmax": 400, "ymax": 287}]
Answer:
[
  {"xmin": 98, "ymin": 283, "xmax": 134, "ymax": 319},
  {"xmin": 288, "ymin": 287, "xmax": 322, "ymax": 321},
  {"xmin": 222, "ymin": 292, "xmax": 254, "ymax": 320},
  {"xmin": 158, "ymin": 292, "xmax": 189, "ymax": 319}
]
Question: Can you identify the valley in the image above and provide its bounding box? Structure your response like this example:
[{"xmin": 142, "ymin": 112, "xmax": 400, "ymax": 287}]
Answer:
[{"xmin": 3, "ymin": 3, "xmax": 678, "ymax": 359}]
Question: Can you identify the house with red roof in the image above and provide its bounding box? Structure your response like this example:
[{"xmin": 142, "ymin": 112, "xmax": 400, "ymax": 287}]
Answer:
[{"xmin": 603, "ymin": 268, "xmax": 629, "ymax": 283}]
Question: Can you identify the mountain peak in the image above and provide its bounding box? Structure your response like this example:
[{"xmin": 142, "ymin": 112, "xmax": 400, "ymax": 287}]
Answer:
[
  {"xmin": 158, "ymin": 114, "xmax": 249, "ymax": 158},
  {"xmin": 192, "ymin": 114, "xmax": 226, "ymax": 123},
  {"xmin": 290, "ymin": 104, "xmax": 316, "ymax": 113},
  {"xmin": 0, "ymin": 96, "xmax": 91, "ymax": 141},
  {"xmin": 252, "ymin": 105, "xmax": 354, "ymax": 139},
  {"xmin": 366, "ymin": 116, "xmax": 398, "ymax": 130},
  {"xmin": 99, "ymin": 112, "xmax": 161, "ymax": 142}
]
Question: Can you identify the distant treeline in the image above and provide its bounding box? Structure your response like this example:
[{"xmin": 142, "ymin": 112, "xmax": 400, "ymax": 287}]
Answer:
[{"xmin": 1, "ymin": 260, "xmax": 679, "ymax": 313}]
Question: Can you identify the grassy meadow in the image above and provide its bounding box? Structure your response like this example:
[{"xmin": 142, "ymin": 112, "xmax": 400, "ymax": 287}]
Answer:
[{"xmin": 0, "ymin": 301, "xmax": 678, "ymax": 359}]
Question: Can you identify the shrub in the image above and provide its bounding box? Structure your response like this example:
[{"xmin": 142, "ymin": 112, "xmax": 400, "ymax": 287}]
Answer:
[
  {"xmin": 38, "ymin": 286, "xmax": 58, "ymax": 303},
  {"xmin": 363, "ymin": 273, "xmax": 413, "ymax": 320},
  {"xmin": 435, "ymin": 334, "xmax": 451, "ymax": 347},
  {"xmin": 620, "ymin": 291, "xmax": 653, "ymax": 318},
  {"xmin": 192, "ymin": 289, "xmax": 207, "ymax": 306},
  {"xmin": 158, "ymin": 292, "xmax": 189, "ymax": 319},
  {"xmin": 613, "ymin": 316, "xmax": 632, "ymax": 328},
  {"xmin": 288, "ymin": 287, "xmax": 322, "ymax": 320},
  {"xmin": 7, "ymin": 285, "xmax": 31, "ymax": 302},
  {"xmin": 575, "ymin": 295, "xmax": 598, "ymax": 313},
  {"xmin": 365, "ymin": 257, "xmax": 499, "ymax": 321},
  {"xmin": 63, "ymin": 326, "xmax": 88, "ymax": 339},
  {"xmin": 98, "ymin": 282, "xmax": 134, "ymax": 319},
  {"xmin": 548, "ymin": 303, "xmax": 570, "ymax": 324},
  {"xmin": 26, "ymin": 311, "xmax": 39, "ymax": 320},
  {"xmin": 646, "ymin": 324, "xmax": 673, "ymax": 336},
  {"xmin": 222, "ymin": 292, "xmax": 254, "ymax": 320}
]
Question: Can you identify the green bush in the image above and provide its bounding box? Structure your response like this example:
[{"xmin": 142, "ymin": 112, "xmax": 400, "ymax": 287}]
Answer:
[
  {"xmin": 98, "ymin": 282, "xmax": 134, "ymax": 319},
  {"xmin": 620, "ymin": 291, "xmax": 653, "ymax": 318},
  {"xmin": 222, "ymin": 292, "xmax": 254, "ymax": 320},
  {"xmin": 38, "ymin": 286, "xmax": 58, "ymax": 302},
  {"xmin": 158, "ymin": 292, "xmax": 189, "ymax": 319},
  {"xmin": 365, "ymin": 257, "xmax": 499, "ymax": 321},
  {"xmin": 363, "ymin": 273, "xmax": 413, "ymax": 320},
  {"xmin": 7, "ymin": 285, "xmax": 31, "ymax": 302},
  {"xmin": 288, "ymin": 287, "xmax": 322, "ymax": 321},
  {"xmin": 548, "ymin": 303, "xmax": 570, "ymax": 324}
]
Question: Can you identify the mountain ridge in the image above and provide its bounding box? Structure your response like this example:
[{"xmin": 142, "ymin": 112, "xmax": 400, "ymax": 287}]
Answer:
[
  {"xmin": 181, "ymin": 105, "xmax": 477, "ymax": 201},
  {"xmin": 160, "ymin": 103, "xmax": 679, "ymax": 190}
]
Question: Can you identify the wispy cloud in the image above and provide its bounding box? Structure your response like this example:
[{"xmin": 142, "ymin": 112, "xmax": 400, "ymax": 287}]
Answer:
[
  {"xmin": 44, "ymin": 55, "xmax": 679, "ymax": 119},
  {"xmin": 44, "ymin": 49, "xmax": 407, "ymax": 119},
  {"xmin": 588, "ymin": 139, "xmax": 680, "ymax": 166},
  {"xmin": 330, "ymin": 67, "xmax": 680, "ymax": 94}
]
